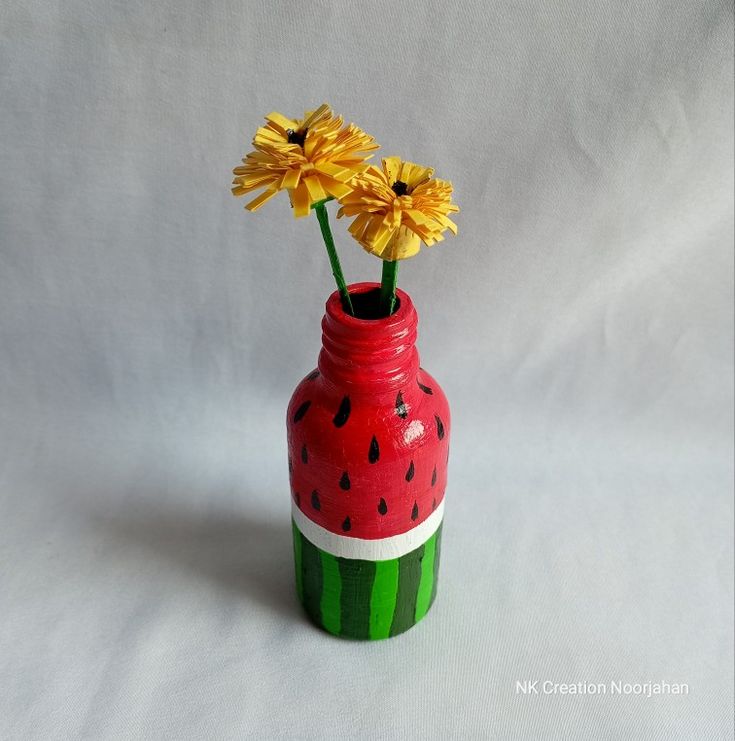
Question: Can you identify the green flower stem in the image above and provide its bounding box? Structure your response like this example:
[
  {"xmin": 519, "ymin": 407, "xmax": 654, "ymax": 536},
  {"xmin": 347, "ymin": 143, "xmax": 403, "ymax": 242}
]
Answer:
[
  {"xmin": 313, "ymin": 200, "xmax": 354, "ymax": 316},
  {"xmin": 379, "ymin": 259, "xmax": 399, "ymax": 316}
]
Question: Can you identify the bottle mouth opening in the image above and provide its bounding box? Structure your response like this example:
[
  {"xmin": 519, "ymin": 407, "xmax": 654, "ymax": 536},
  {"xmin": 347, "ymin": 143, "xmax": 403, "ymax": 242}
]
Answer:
[
  {"xmin": 341, "ymin": 287, "xmax": 402, "ymax": 320},
  {"xmin": 321, "ymin": 282, "xmax": 418, "ymax": 390}
]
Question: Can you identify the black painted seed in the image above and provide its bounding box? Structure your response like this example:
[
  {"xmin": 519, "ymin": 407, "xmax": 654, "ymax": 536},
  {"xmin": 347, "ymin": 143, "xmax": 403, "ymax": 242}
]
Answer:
[
  {"xmin": 417, "ymin": 380, "xmax": 433, "ymax": 395},
  {"xmin": 292, "ymin": 400, "xmax": 311, "ymax": 423},
  {"xmin": 333, "ymin": 396, "xmax": 351, "ymax": 427},
  {"xmin": 305, "ymin": 369, "xmax": 320, "ymax": 381},
  {"xmin": 288, "ymin": 457, "xmax": 293, "ymax": 474},
  {"xmin": 368, "ymin": 435, "xmax": 380, "ymax": 463},
  {"xmin": 405, "ymin": 460, "xmax": 415, "ymax": 482},
  {"xmin": 411, "ymin": 501, "xmax": 419, "ymax": 521},
  {"xmin": 432, "ymin": 497, "xmax": 436, "ymax": 510},
  {"xmin": 435, "ymin": 414, "xmax": 445, "ymax": 440},
  {"xmin": 342, "ymin": 516, "xmax": 351, "ymax": 532},
  {"xmin": 301, "ymin": 444, "xmax": 308, "ymax": 464},
  {"xmin": 339, "ymin": 471, "xmax": 351, "ymax": 490},
  {"xmin": 378, "ymin": 498, "xmax": 388, "ymax": 515},
  {"xmin": 431, "ymin": 466, "xmax": 437, "ymax": 486},
  {"xmin": 311, "ymin": 490, "xmax": 320, "ymax": 511},
  {"xmin": 395, "ymin": 391, "xmax": 408, "ymax": 419}
]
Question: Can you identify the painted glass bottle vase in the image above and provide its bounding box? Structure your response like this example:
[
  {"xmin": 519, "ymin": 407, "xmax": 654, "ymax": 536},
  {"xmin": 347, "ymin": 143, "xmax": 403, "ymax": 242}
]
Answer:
[{"xmin": 287, "ymin": 282, "xmax": 450, "ymax": 639}]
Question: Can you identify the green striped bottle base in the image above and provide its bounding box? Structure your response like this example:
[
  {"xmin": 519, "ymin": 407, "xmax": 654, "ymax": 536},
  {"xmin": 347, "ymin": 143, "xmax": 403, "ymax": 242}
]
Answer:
[{"xmin": 292, "ymin": 519, "xmax": 442, "ymax": 639}]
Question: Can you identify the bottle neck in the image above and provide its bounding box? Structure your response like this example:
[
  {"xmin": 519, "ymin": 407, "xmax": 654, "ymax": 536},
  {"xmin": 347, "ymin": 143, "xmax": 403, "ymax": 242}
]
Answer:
[{"xmin": 318, "ymin": 283, "xmax": 420, "ymax": 394}]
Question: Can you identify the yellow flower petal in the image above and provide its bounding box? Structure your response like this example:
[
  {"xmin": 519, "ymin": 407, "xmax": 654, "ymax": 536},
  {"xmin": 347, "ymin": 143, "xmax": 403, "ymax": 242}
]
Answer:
[
  {"xmin": 313, "ymin": 162, "xmax": 357, "ymax": 182},
  {"xmin": 347, "ymin": 211, "xmax": 372, "ymax": 239},
  {"xmin": 367, "ymin": 221, "xmax": 396, "ymax": 257},
  {"xmin": 264, "ymin": 111, "xmax": 298, "ymax": 134},
  {"xmin": 290, "ymin": 182, "xmax": 311, "ymax": 218},
  {"xmin": 388, "ymin": 226, "xmax": 421, "ymax": 260},
  {"xmin": 304, "ymin": 176, "xmax": 327, "ymax": 203},
  {"xmin": 437, "ymin": 215, "xmax": 458, "ymax": 235},
  {"xmin": 403, "ymin": 208, "xmax": 431, "ymax": 225},
  {"xmin": 300, "ymin": 103, "xmax": 331, "ymax": 130},
  {"xmin": 383, "ymin": 156, "xmax": 402, "ymax": 184},
  {"xmin": 280, "ymin": 169, "xmax": 301, "ymax": 190},
  {"xmin": 245, "ymin": 188, "xmax": 279, "ymax": 212},
  {"xmin": 319, "ymin": 176, "xmax": 353, "ymax": 200}
]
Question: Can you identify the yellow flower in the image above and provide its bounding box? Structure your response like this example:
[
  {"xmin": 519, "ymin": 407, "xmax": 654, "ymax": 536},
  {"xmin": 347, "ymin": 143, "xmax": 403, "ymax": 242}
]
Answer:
[
  {"xmin": 232, "ymin": 104, "xmax": 379, "ymax": 218},
  {"xmin": 336, "ymin": 156, "xmax": 459, "ymax": 261}
]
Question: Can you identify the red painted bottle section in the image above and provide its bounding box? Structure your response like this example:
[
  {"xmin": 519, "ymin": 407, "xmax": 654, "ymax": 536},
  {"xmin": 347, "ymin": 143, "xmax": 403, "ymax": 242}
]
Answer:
[{"xmin": 287, "ymin": 283, "xmax": 450, "ymax": 541}]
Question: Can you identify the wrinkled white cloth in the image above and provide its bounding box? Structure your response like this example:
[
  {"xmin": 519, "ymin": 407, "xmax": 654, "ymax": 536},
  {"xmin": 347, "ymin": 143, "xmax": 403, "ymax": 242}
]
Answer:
[{"xmin": 0, "ymin": 1, "xmax": 732, "ymax": 739}]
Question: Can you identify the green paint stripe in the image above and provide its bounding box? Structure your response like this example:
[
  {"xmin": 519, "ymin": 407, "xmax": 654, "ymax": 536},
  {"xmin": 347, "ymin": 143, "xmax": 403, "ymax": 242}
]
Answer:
[
  {"xmin": 300, "ymin": 531, "xmax": 323, "ymax": 625},
  {"xmin": 414, "ymin": 531, "xmax": 437, "ymax": 623},
  {"xmin": 292, "ymin": 520, "xmax": 303, "ymax": 604},
  {"xmin": 430, "ymin": 524, "xmax": 443, "ymax": 606},
  {"xmin": 295, "ymin": 522, "xmax": 443, "ymax": 639},
  {"xmin": 338, "ymin": 557, "xmax": 376, "ymax": 639},
  {"xmin": 390, "ymin": 544, "xmax": 425, "ymax": 637},
  {"xmin": 369, "ymin": 559, "xmax": 400, "ymax": 640},
  {"xmin": 319, "ymin": 551, "xmax": 342, "ymax": 635}
]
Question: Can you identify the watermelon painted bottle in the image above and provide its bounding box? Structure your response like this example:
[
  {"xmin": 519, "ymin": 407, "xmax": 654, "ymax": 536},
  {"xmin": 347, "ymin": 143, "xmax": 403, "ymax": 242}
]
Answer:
[{"xmin": 287, "ymin": 282, "xmax": 450, "ymax": 639}]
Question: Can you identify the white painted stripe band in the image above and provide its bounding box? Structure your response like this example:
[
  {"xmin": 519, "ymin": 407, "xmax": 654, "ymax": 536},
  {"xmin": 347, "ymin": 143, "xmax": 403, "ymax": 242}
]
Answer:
[{"xmin": 291, "ymin": 498, "xmax": 445, "ymax": 561}]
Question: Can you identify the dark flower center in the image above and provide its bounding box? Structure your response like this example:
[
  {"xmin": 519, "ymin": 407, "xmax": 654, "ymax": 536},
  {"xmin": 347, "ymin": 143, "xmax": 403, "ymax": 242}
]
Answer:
[
  {"xmin": 391, "ymin": 180, "xmax": 409, "ymax": 196},
  {"xmin": 286, "ymin": 128, "xmax": 306, "ymax": 146}
]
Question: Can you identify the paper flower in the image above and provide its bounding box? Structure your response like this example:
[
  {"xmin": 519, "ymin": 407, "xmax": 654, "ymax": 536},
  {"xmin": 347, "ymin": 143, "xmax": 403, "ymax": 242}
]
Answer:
[
  {"xmin": 232, "ymin": 104, "xmax": 379, "ymax": 218},
  {"xmin": 337, "ymin": 156, "xmax": 459, "ymax": 261}
]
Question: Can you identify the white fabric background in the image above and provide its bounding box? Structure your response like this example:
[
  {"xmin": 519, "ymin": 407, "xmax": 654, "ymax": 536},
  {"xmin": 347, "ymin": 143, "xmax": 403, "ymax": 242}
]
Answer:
[{"xmin": 1, "ymin": 1, "xmax": 733, "ymax": 739}]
